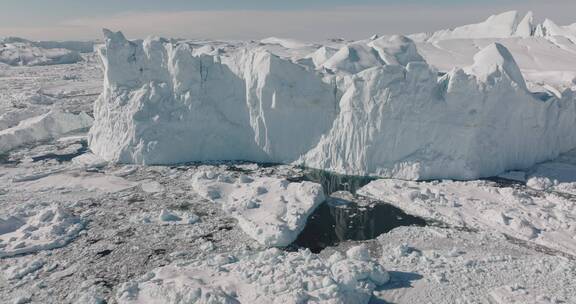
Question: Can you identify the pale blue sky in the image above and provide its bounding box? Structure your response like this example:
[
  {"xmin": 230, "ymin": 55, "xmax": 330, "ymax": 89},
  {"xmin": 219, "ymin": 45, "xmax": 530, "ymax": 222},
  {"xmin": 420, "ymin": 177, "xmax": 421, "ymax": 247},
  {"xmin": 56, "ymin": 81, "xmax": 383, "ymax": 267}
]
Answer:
[{"xmin": 1, "ymin": 0, "xmax": 575, "ymax": 40}]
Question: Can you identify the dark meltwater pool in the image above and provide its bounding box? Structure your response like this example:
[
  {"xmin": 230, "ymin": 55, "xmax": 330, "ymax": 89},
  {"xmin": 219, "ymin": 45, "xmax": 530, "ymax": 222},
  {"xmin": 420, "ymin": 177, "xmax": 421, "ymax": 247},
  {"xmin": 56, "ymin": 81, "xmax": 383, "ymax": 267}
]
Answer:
[{"xmin": 289, "ymin": 168, "xmax": 427, "ymax": 253}]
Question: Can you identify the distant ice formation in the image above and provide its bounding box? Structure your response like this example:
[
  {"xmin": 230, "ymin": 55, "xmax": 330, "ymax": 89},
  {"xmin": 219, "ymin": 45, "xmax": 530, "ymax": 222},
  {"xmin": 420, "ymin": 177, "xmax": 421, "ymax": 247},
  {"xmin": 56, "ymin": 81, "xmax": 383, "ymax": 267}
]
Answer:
[
  {"xmin": 0, "ymin": 37, "xmax": 84, "ymax": 66},
  {"xmin": 410, "ymin": 10, "xmax": 576, "ymax": 42}
]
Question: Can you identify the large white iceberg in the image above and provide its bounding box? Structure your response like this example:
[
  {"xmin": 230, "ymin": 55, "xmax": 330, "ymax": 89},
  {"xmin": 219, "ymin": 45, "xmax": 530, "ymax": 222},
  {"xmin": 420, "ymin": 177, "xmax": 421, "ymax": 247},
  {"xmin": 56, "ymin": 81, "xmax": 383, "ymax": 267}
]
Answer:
[{"xmin": 89, "ymin": 29, "xmax": 576, "ymax": 180}]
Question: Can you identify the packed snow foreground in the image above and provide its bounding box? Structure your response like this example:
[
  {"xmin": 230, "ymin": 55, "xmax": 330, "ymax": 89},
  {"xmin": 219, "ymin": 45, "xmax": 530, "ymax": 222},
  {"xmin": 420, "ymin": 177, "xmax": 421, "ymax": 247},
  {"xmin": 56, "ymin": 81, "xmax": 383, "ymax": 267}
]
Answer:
[
  {"xmin": 191, "ymin": 168, "xmax": 325, "ymax": 246},
  {"xmin": 117, "ymin": 245, "xmax": 389, "ymax": 304},
  {"xmin": 90, "ymin": 25, "xmax": 576, "ymax": 180}
]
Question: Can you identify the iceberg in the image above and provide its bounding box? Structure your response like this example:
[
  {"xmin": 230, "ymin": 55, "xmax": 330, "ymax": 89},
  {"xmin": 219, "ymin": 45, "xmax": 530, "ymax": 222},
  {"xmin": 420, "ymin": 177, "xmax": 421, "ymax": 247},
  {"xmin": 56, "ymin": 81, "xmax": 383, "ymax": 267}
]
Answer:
[
  {"xmin": 410, "ymin": 11, "xmax": 535, "ymax": 42},
  {"xmin": 89, "ymin": 29, "xmax": 576, "ymax": 180},
  {"xmin": 0, "ymin": 110, "xmax": 93, "ymax": 154},
  {"xmin": 0, "ymin": 38, "xmax": 83, "ymax": 66}
]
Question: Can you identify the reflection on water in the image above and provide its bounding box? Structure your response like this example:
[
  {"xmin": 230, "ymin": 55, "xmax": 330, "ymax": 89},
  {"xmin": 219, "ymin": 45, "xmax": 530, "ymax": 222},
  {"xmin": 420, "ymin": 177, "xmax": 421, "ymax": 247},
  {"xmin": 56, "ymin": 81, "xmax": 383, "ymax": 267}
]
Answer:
[
  {"xmin": 290, "ymin": 167, "xmax": 377, "ymax": 194},
  {"xmin": 294, "ymin": 198, "xmax": 427, "ymax": 253},
  {"xmin": 291, "ymin": 167, "xmax": 427, "ymax": 253}
]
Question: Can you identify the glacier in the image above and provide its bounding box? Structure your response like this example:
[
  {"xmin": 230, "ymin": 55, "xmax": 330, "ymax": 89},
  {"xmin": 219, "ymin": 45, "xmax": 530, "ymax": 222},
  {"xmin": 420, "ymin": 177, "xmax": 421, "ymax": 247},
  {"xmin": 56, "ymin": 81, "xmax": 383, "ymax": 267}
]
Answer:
[{"xmin": 89, "ymin": 26, "xmax": 576, "ymax": 180}]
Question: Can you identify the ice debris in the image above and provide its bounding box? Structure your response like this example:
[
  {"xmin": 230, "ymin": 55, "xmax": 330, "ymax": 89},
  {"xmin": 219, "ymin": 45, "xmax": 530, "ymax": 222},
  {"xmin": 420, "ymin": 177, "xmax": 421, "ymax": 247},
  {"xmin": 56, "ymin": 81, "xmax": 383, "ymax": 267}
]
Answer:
[
  {"xmin": 116, "ymin": 245, "xmax": 389, "ymax": 304},
  {"xmin": 0, "ymin": 205, "xmax": 85, "ymax": 257},
  {"xmin": 191, "ymin": 170, "xmax": 325, "ymax": 246}
]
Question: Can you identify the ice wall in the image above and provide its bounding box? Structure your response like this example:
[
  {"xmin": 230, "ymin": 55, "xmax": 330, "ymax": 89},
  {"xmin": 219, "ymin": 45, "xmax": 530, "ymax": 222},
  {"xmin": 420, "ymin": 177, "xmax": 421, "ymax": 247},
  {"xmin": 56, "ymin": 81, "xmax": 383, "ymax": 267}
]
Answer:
[
  {"xmin": 89, "ymin": 30, "xmax": 337, "ymax": 165},
  {"xmin": 90, "ymin": 30, "xmax": 576, "ymax": 180}
]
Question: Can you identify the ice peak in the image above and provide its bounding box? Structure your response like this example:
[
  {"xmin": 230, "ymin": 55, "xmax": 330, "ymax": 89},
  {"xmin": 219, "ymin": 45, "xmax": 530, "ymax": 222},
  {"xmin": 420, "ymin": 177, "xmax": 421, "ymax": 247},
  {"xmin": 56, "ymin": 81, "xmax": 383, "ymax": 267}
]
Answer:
[
  {"xmin": 486, "ymin": 10, "xmax": 520, "ymax": 26},
  {"xmin": 368, "ymin": 35, "xmax": 424, "ymax": 66},
  {"xmin": 322, "ymin": 43, "xmax": 384, "ymax": 74},
  {"xmin": 102, "ymin": 29, "xmax": 127, "ymax": 43},
  {"xmin": 467, "ymin": 43, "xmax": 527, "ymax": 90},
  {"xmin": 410, "ymin": 10, "xmax": 571, "ymax": 41},
  {"xmin": 516, "ymin": 11, "xmax": 535, "ymax": 37}
]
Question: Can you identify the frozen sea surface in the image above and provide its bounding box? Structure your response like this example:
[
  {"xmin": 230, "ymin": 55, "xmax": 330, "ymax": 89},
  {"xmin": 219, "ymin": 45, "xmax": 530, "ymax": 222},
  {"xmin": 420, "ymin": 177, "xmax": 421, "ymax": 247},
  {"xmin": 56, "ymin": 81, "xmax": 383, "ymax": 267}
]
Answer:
[{"xmin": 2, "ymin": 11, "xmax": 576, "ymax": 303}]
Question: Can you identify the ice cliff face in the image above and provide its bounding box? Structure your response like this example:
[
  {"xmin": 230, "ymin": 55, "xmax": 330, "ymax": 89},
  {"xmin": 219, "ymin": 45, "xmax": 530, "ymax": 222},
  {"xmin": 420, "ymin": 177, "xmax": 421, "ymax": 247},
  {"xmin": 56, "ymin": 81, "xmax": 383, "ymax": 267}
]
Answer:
[
  {"xmin": 303, "ymin": 43, "xmax": 576, "ymax": 179},
  {"xmin": 90, "ymin": 30, "xmax": 337, "ymax": 164},
  {"xmin": 89, "ymin": 29, "xmax": 576, "ymax": 180}
]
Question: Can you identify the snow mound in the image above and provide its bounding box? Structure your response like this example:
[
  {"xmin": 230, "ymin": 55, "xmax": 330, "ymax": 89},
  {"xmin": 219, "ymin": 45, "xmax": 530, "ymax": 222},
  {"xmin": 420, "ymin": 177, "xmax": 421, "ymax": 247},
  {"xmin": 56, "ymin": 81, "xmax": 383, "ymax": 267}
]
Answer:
[
  {"xmin": 368, "ymin": 35, "xmax": 424, "ymax": 66},
  {"xmin": 117, "ymin": 245, "xmax": 389, "ymax": 304},
  {"xmin": 0, "ymin": 40, "xmax": 83, "ymax": 66},
  {"xmin": 90, "ymin": 30, "xmax": 576, "ymax": 180},
  {"xmin": 191, "ymin": 170, "xmax": 325, "ymax": 246},
  {"xmin": 3, "ymin": 258, "xmax": 45, "ymax": 281},
  {"xmin": 358, "ymin": 179, "xmax": 576, "ymax": 256},
  {"xmin": 464, "ymin": 42, "xmax": 527, "ymax": 90},
  {"xmin": 304, "ymin": 46, "xmax": 338, "ymax": 68},
  {"xmin": 321, "ymin": 43, "xmax": 383, "ymax": 74},
  {"xmin": 0, "ymin": 110, "xmax": 93, "ymax": 154},
  {"xmin": 0, "ymin": 205, "xmax": 85, "ymax": 257},
  {"xmin": 131, "ymin": 208, "xmax": 200, "ymax": 226}
]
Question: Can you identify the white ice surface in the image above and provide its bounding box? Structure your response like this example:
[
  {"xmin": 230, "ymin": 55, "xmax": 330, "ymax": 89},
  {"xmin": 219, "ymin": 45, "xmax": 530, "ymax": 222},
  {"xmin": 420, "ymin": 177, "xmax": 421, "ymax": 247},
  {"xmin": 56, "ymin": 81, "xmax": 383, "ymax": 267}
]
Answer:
[
  {"xmin": 191, "ymin": 169, "xmax": 325, "ymax": 247},
  {"xmin": 116, "ymin": 245, "xmax": 389, "ymax": 304},
  {"xmin": 0, "ymin": 110, "xmax": 93, "ymax": 154},
  {"xmin": 0, "ymin": 204, "xmax": 85, "ymax": 258},
  {"xmin": 410, "ymin": 11, "xmax": 576, "ymax": 89},
  {"xmin": 358, "ymin": 178, "xmax": 576, "ymax": 256},
  {"xmin": 374, "ymin": 226, "xmax": 576, "ymax": 303}
]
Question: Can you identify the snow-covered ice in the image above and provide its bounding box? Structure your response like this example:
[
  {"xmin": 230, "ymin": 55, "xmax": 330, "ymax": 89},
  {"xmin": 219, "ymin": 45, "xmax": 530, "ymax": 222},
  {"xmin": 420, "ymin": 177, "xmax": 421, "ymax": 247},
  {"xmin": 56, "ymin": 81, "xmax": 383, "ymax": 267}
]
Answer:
[
  {"xmin": 372, "ymin": 226, "xmax": 576, "ymax": 303},
  {"xmin": 0, "ymin": 110, "xmax": 93, "ymax": 154},
  {"xmin": 0, "ymin": 204, "xmax": 85, "ymax": 257},
  {"xmin": 358, "ymin": 177, "xmax": 576, "ymax": 256},
  {"xmin": 192, "ymin": 169, "xmax": 325, "ymax": 246},
  {"xmin": 116, "ymin": 245, "xmax": 389, "ymax": 304},
  {"xmin": 412, "ymin": 11, "xmax": 576, "ymax": 90}
]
